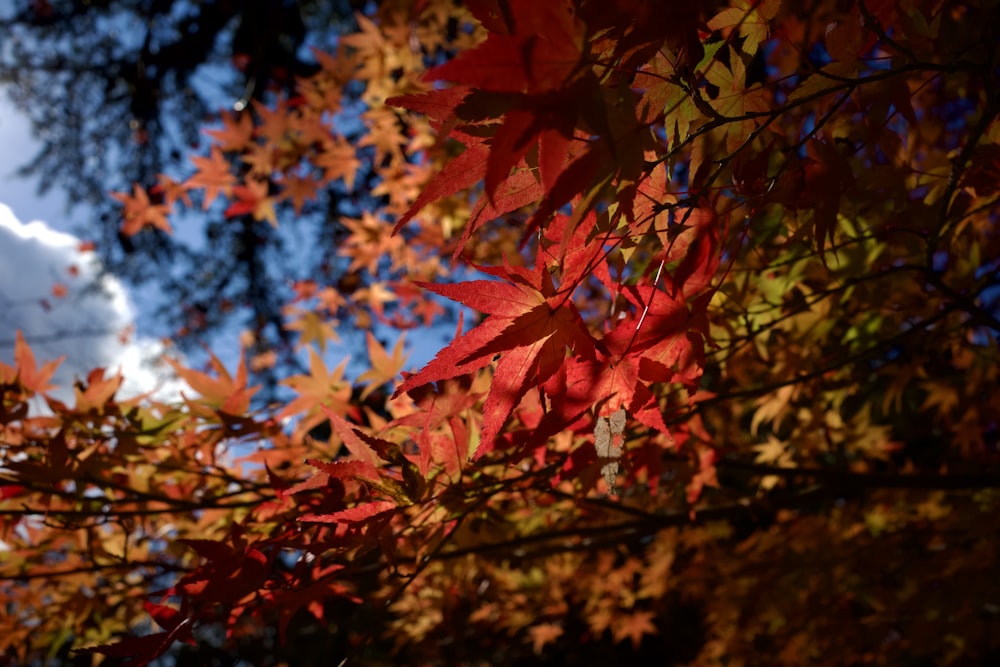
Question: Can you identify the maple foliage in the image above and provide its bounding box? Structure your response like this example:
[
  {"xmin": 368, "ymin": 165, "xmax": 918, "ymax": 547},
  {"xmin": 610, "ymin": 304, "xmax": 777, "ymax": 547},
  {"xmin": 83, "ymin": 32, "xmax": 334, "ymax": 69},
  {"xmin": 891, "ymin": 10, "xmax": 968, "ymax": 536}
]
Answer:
[{"xmin": 6, "ymin": 0, "xmax": 1000, "ymax": 665}]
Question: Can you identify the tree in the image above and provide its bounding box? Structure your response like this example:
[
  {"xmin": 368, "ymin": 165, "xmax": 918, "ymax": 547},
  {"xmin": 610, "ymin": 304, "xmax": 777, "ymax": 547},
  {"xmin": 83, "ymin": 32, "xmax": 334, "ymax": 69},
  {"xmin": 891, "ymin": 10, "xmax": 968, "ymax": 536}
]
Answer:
[
  {"xmin": 0, "ymin": 0, "xmax": 369, "ymax": 392},
  {"xmin": 3, "ymin": 0, "xmax": 1000, "ymax": 665}
]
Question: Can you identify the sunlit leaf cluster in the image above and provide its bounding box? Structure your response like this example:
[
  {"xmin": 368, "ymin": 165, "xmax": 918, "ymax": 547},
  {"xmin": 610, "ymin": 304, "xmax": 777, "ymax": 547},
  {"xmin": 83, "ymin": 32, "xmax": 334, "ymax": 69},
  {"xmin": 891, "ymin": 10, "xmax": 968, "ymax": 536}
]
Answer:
[{"xmin": 3, "ymin": 0, "xmax": 1000, "ymax": 664}]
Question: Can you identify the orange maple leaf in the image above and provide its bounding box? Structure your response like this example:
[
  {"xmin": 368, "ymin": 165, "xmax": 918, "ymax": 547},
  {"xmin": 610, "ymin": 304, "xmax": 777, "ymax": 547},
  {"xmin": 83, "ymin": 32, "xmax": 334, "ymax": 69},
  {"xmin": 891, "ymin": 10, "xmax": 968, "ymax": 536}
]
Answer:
[
  {"xmin": 166, "ymin": 349, "xmax": 258, "ymax": 415},
  {"xmin": 154, "ymin": 173, "xmax": 192, "ymax": 208},
  {"xmin": 0, "ymin": 331, "xmax": 63, "ymax": 393},
  {"xmin": 204, "ymin": 111, "xmax": 254, "ymax": 151},
  {"xmin": 278, "ymin": 348, "xmax": 351, "ymax": 430},
  {"xmin": 188, "ymin": 146, "xmax": 236, "ymax": 209},
  {"xmin": 529, "ymin": 622, "xmax": 564, "ymax": 654},
  {"xmin": 111, "ymin": 183, "xmax": 172, "ymax": 235},
  {"xmin": 338, "ymin": 213, "xmax": 402, "ymax": 274},
  {"xmin": 243, "ymin": 142, "xmax": 277, "ymax": 178},
  {"xmin": 315, "ymin": 135, "xmax": 361, "ymax": 188},
  {"xmin": 279, "ymin": 173, "xmax": 319, "ymax": 214},
  {"xmin": 253, "ymin": 98, "xmax": 292, "ymax": 144},
  {"xmin": 611, "ymin": 610, "xmax": 657, "ymax": 648},
  {"xmin": 73, "ymin": 367, "xmax": 123, "ymax": 413}
]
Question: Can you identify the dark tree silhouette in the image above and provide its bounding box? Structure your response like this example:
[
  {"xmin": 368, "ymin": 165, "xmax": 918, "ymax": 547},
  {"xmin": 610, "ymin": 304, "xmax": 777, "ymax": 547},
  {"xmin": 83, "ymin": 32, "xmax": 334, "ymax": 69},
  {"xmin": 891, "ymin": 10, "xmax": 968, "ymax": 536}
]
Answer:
[{"xmin": 0, "ymin": 0, "xmax": 370, "ymax": 390}]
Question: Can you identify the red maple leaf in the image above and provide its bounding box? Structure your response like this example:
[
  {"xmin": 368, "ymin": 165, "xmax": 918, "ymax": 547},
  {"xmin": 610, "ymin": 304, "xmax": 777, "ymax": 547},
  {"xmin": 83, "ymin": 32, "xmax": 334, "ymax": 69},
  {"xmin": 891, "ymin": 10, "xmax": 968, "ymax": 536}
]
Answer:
[
  {"xmin": 532, "ymin": 274, "xmax": 708, "ymax": 438},
  {"xmin": 392, "ymin": 133, "xmax": 489, "ymax": 232},
  {"xmin": 174, "ymin": 539, "xmax": 269, "ymax": 606},
  {"xmin": 300, "ymin": 500, "xmax": 397, "ymax": 524},
  {"xmin": 483, "ymin": 92, "xmax": 581, "ymax": 201},
  {"xmin": 458, "ymin": 167, "xmax": 544, "ymax": 253},
  {"xmin": 82, "ymin": 601, "xmax": 194, "ymax": 665},
  {"xmin": 225, "ymin": 178, "xmax": 277, "ymax": 227},
  {"xmin": 427, "ymin": 0, "xmax": 585, "ymax": 95},
  {"xmin": 395, "ymin": 262, "xmax": 595, "ymax": 456}
]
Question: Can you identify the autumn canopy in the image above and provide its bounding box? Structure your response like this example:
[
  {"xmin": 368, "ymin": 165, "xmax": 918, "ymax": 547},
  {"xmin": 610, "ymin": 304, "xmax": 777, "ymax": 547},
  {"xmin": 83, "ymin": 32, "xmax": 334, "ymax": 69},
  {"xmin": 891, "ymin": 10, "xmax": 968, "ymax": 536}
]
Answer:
[{"xmin": 2, "ymin": 0, "xmax": 1000, "ymax": 664}]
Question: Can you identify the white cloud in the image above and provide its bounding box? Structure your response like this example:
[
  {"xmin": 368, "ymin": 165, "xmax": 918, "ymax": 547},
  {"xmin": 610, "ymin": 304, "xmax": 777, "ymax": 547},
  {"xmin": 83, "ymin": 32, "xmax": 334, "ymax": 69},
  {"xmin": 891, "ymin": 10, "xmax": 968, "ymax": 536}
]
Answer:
[{"xmin": 0, "ymin": 202, "xmax": 183, "ymax": 403}]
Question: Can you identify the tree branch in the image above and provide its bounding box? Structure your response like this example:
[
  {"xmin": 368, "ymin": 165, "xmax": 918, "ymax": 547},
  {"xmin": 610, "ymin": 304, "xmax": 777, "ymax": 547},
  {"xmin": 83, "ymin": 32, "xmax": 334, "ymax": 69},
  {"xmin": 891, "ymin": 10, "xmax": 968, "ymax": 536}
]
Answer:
[{"xmin": 719, "ymin": 459, "xmax": 1000, "ymax": 491}]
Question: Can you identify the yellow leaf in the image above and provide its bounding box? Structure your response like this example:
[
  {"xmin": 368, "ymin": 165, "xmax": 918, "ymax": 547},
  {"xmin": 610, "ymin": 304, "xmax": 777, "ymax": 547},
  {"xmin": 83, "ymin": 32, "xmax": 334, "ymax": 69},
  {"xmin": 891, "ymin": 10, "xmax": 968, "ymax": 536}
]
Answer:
[
  {"xmin": 356, "ymin": 332, "xmax": 408, "ymax": 399},
  {"xmin": 285, "ymin": 308, "xmax": 340, "ymax": 352},
  {"xmin": 707, "ymin": 0, "xmax": 781, "ymax": 57}
]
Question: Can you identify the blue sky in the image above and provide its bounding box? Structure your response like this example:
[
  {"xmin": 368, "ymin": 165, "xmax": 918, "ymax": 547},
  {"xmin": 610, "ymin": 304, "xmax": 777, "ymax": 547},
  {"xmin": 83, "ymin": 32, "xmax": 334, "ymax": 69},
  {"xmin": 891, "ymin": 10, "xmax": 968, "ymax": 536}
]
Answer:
[
  {"xmin": 0, "ymin": 93, "xmax": 184, "ymax": 402},
  {"xmin": 0, "ymin": 89, "xmax": 458, "ymax": 404},
  {"xmin": 0, "ymin": 95, "xmax": 80, "ymax": 230}
]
